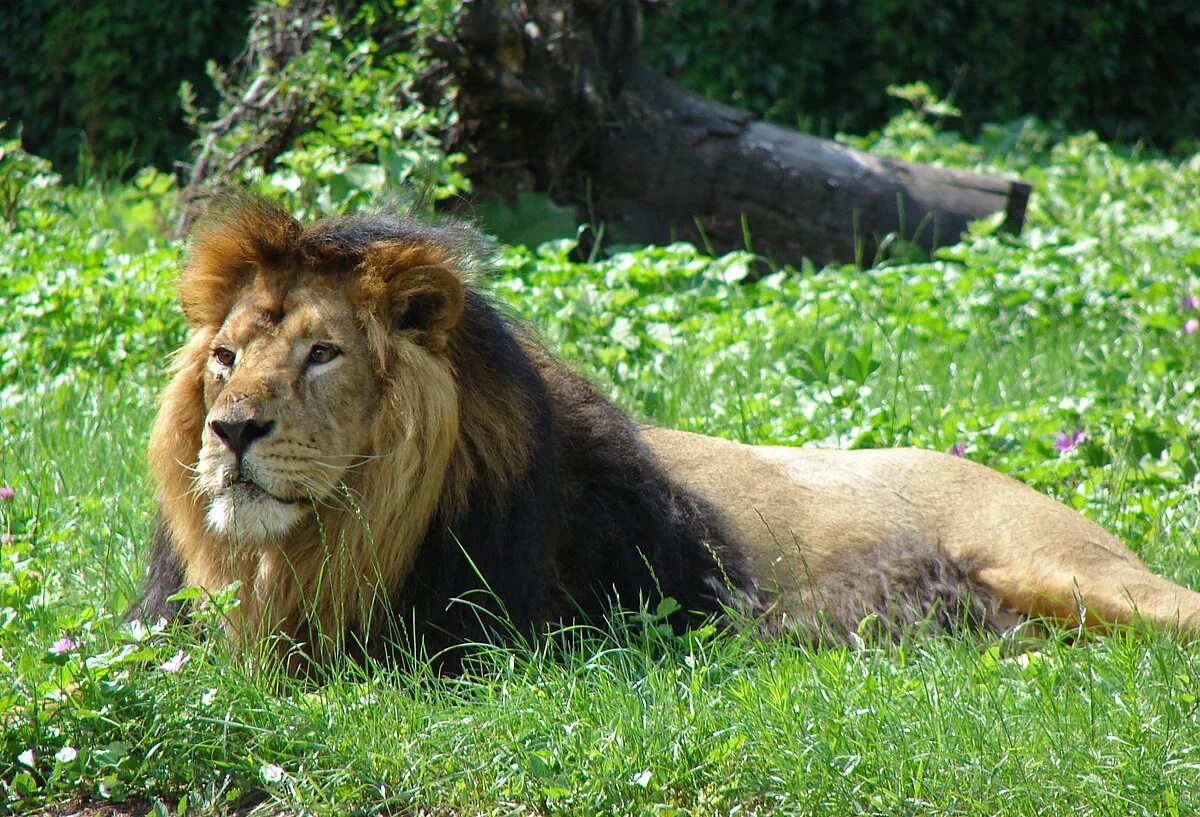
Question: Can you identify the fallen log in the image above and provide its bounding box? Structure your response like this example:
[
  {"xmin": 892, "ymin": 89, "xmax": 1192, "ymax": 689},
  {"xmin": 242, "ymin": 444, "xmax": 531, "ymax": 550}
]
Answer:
[
  {"xmin": 450, "ymin": 0, "xmax": 1030, "ymax": 267},
  {"xmin": 593, "ymin": 66, "xmax": 1030, "ymax": 266}
]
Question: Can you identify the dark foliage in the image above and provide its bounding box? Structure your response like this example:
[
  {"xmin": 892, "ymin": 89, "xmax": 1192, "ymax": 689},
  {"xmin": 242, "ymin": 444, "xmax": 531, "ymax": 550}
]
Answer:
[
  {"xmin": 0, "ymin": 0, "xmax": 252, "ymax": 176},
  {"xmin": 10, "ymin": 0, "xmax": 1199, "ymax": 181},
  {"xmin": 645, "ymin": 0, "xmax": 1200, "ymax": 150}
]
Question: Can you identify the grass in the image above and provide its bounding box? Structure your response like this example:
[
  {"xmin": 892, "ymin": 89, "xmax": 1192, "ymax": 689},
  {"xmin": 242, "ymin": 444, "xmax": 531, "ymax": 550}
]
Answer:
[{"xmin": 4, "ymin": 117, "xmax": 1200, "ymax": 814}]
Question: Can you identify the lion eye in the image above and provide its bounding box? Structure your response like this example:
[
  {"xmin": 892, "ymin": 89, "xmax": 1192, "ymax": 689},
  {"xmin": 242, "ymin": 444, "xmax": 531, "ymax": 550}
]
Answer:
[
  {"xmin": 213, "ymin": 347, "xmax": 236, "ymax": 367},
  {"xmin": 307, "ymin": 342, "xmax": 340, "ymax": 366}
]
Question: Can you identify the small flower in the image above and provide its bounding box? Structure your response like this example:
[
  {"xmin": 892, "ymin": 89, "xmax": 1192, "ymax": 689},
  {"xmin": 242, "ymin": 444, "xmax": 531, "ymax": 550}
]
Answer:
[
  {"xmin": 0, "ymin": 486, "xmax": 13, "ymax": 501},
  {"xmin": 947, "ymin": 442, "xmax": 966, "ymax": 458},
  {"xmin": 49, "ymin": 635, "xmax": 78, "ymax": 655},
  {"xmin": 158, "ymin": 649, "xmax": 189, "ymax": 673},
  {"xmin": 55, "ymin": 746, "xmax": 78, "ymax": 763},
  {"xmin": 1, "ymin": 533, "xmax": 13, "ymax": 545},
  {"xmin": 1183, "ymin": 292, "xmax": 1199, "ymax": 311},
  {"xmin": 261, "ymin": 763, "xmax": 285, "ymax": 784},
  {"xmin": 18, "ymin": 749, "xmax": 35, "ymax": 767},
  {"xmin": 1053, "ymin": 429, "xmax": 1086, "ymax": 454},
  {"xmin": 1185, "ymin": 318, "xmax": 1200, "ymax": 335},
  {"xmin": 201, "ymin": 687, "xmax": 217, "ymax": 706}
]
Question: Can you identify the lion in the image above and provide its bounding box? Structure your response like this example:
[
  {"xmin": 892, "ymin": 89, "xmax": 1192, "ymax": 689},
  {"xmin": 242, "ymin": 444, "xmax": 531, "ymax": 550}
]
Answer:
[{"xmin": 131, "ymin": 193, "xmax": 1200, "ymax": 670}]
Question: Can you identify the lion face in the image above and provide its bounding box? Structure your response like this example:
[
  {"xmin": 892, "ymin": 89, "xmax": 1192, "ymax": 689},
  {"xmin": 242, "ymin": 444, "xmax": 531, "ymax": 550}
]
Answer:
[
  {"xmin": 151, "ymin": 198, "xmax": 472, "ymax": 556},
  {"xmin": 196, "ymin": 276, "xmax": 381, "ymax": 541}
]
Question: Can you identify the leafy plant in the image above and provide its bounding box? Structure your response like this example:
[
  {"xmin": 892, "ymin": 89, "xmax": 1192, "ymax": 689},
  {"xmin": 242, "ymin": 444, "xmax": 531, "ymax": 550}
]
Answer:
[
  {"xmin": 185, "ymin": 1, "xmax": 467, "ymax": 222},
  {"xmin": 0, "ymin": 0, "xmax": 251, "ymax": 176},
  {"xmin": 0, "ymin": 124, "xmax": 59, "ymax": 224}
]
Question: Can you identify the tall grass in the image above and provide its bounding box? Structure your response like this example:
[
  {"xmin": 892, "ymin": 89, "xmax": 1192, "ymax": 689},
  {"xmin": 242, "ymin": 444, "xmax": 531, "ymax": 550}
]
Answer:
[{"xmin": 4, "ymin": 122, "xmax": 1200, "ymax": 814}]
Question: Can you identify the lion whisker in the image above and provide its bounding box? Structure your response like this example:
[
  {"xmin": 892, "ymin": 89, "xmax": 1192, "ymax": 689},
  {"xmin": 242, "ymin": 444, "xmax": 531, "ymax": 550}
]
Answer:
[{"xmin": 292, "ymin": 448, "xmax": 397, "ymax": 467}]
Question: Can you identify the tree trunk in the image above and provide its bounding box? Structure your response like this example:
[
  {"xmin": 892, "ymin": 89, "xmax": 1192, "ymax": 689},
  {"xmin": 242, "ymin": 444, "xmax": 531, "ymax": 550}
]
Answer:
[{"xmin": 448, "ymin": 0, "xmax": 1029, "ymax": 267}]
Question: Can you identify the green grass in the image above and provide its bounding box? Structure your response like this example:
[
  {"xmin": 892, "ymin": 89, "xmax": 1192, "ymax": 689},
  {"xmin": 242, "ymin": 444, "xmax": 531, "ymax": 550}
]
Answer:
[{"xmin": 4, "ymin": 120, "xmax": 1200, "ymax": 814}]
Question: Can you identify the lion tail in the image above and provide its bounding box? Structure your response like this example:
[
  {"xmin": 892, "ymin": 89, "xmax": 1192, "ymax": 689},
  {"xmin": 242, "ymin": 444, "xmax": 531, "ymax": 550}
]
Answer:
[{"xmin": 783, "ymin": 535, "xmax": 1013, "ymax": 646}]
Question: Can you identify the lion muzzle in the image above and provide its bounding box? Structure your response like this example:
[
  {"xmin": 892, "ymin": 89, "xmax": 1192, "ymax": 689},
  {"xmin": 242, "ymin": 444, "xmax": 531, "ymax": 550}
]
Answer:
[{"xmin": 200, "ymin": 409, "xmax": 313, "ymax": 541}]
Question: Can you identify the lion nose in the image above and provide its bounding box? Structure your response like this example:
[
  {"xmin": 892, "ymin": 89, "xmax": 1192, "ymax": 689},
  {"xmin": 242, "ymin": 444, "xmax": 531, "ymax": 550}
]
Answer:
[{"xmin": 209, "ymin": 418, "xmax": 275, "ymax": 459}]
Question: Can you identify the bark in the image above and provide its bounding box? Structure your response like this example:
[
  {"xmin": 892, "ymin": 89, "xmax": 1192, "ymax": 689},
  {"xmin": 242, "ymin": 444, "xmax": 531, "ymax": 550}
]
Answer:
[{"xmin": 447, "ymin": 0, "xmax": 1029, "ymax": 267}]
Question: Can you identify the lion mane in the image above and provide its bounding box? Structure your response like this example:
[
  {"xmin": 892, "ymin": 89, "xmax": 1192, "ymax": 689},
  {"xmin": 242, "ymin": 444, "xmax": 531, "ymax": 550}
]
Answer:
[{"xmin": 132, "ymin": 194, "xmax": 763, "ymax": 668}]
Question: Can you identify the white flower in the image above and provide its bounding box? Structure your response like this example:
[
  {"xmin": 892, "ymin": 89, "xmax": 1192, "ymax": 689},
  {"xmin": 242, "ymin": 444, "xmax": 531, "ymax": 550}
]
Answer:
[
  {"xmin": 55, "ymin": 746, "xmax": 78, "ymax": 763},
  {"xmin": 261, "ymin": 763, "xmax": 285, "ymax": 784},
  {"xmin": 18, "ymin": 749, "xmax": 35, "ymax": 767},
  {"xmin": 630, "ymin": 770, "xmax": 652, "ymax": 787},
  {"xmin": 157, "ymin": 649, "xmax": 189, "ymax": 673},
  {"xmin": 201, "ymin": 688, "xmax": 217, "ymax": 706}
]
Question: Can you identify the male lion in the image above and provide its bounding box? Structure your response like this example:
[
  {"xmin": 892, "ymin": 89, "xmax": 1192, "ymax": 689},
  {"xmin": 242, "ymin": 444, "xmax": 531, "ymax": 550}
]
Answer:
[{"xmin": 132, "ymin": 194, "xmax": 1200, "ymax": 669}]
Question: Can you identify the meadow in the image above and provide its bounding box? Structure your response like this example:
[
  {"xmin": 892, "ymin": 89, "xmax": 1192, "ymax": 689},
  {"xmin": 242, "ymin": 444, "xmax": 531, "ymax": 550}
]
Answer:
[{"xmin": 3, "ymin": 112, "xmax": 1200, "ymax": 814}]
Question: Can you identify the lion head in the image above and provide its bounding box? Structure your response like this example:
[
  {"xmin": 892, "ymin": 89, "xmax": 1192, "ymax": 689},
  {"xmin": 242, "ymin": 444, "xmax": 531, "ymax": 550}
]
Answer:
[{"xmin": 149, "ymin": 194, "xmax": 531, "ymax": 650}]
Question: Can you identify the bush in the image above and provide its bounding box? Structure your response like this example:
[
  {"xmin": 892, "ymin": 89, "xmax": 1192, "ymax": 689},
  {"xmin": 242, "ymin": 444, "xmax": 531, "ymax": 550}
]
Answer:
[
  {"xmin": 187, "ymin": 1, "xmax": 466, "ymax": 221},
  {"xmin": 0, "ymin": 0, "xmax": 251, "ymax": 177},
  {"xmin": 644, "ymin": 0, "xmax": 1200, "ymax": 150}
]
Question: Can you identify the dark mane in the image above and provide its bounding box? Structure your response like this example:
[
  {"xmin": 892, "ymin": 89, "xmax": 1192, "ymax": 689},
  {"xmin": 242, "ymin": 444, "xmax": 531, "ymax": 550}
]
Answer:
[
  {"xmin": 303, "ymin": 212, "xmax": 493, "ymax": 271},
  {"xmin": 195, "ymin": 191, "xmax": 493, "ymax": 268},
  {"xmin": 366, "ymin": 286, "xmax": 762, "ymax": 669},
  {"xmin": 289, "ymin": 207, "xmax": 763, "ymax": 664}
]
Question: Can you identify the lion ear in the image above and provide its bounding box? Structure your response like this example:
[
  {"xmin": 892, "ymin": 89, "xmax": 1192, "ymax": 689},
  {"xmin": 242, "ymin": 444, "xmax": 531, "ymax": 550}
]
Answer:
[{"xmin": 386, "ymin": 264, "xmax": 466, "ymax": 349}]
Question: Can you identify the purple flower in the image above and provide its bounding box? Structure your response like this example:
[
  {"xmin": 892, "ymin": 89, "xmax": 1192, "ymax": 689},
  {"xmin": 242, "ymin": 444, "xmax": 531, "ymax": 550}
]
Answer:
[
  {"xmin": 1185, "ymin": 318, "xmax": 1200, "ymax": 335},
  {"xmin": 158, "ymin": 649, "xmax": 189, "ymax": 673},
  {"xmin": 1183, "ymin": 293, "xmax": 1199, "ymax": 311},
  {"xmin": 947, "ymin": 442, "xmax": 966, "ymax": 458},
  {"xmin": 1053, "ymin": 429, "xmax": 1086, "ymax": 454},
  {"xmin": 49, "ymin": 635, "xmax": 78, "ymax": 655},
  {"xmin": 0, "ymin": 486, "xmax": 13, "ymax": 501}
]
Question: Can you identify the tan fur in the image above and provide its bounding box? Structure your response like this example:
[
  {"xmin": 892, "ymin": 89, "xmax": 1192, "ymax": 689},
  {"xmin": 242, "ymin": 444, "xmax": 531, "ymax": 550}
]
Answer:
[{"xmin": 643, "ymin": 427, "xmax": 1200, "ymax": 633}]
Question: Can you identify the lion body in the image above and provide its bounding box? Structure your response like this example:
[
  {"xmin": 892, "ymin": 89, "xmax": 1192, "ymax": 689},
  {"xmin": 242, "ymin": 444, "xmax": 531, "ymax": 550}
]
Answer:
[
  {"xmin": 645, "ymin": 429, "xmax": 1200, "ymax": 633},
  {"xmin": 133, "ymin": 195, "xmax": 1200, "ymax": 669}
]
